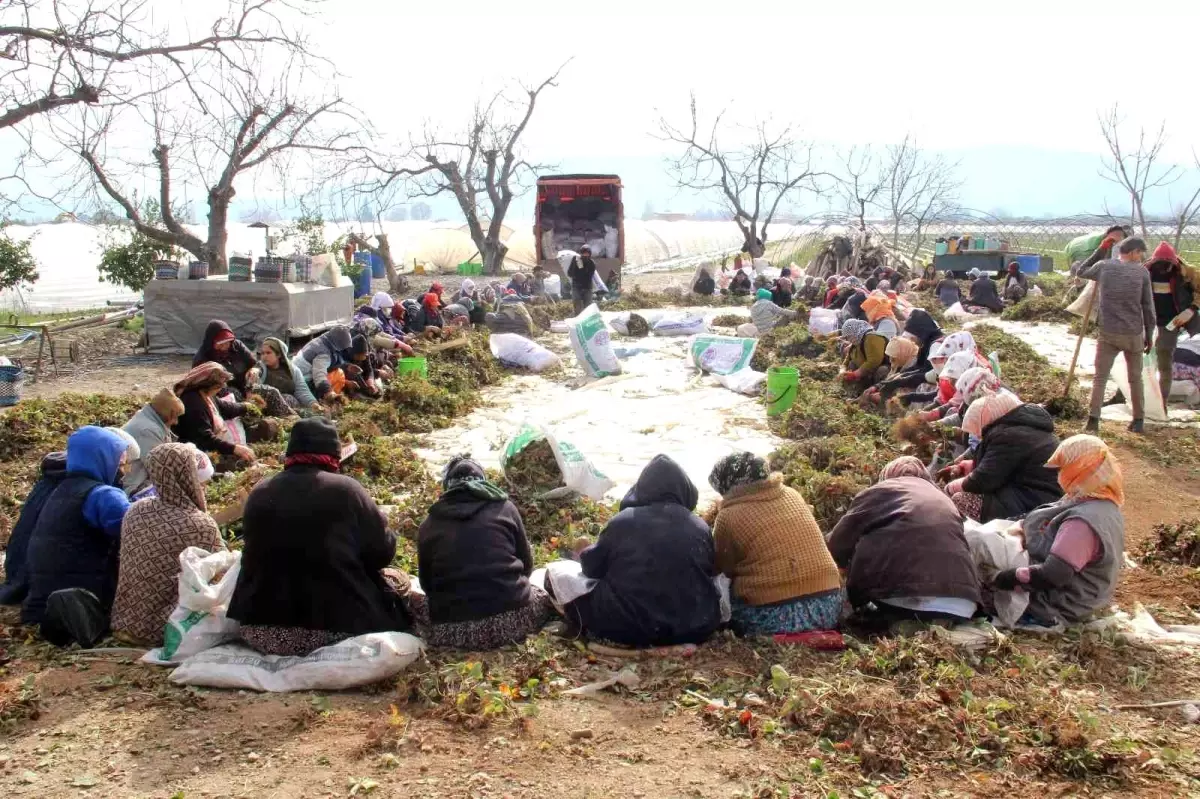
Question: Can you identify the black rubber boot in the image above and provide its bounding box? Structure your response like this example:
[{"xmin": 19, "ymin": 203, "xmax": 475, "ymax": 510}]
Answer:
[
  {"xmin": 1084, "ymin": 417, "xmax": 1100, "ymax": 434},
  {"xmin": 1127, "ymin": 419, "xmax": 1145, "ymax": 435}
]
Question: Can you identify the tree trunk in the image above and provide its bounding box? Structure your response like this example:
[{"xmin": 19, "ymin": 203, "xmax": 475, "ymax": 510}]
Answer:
[
  {"xmin": 483, "ymin": 240, "xmax": 508, "ymax": 276},
  {"xmin": 206, "ymin": 190, "xmax": 233, "ymax": 274},
  {"xmin": 349, "ymin": 232, "xmax": 403, "ymax": 291}
]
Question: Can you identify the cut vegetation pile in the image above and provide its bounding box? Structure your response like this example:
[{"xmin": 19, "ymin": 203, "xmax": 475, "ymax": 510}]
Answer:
[
  {"xmin": 502, "ymin": 438, "xmax": 563, "ymax": 496},
  {"xmin": 1138, "ymin": 518, "xmax": 1200, "ymax": 567}
]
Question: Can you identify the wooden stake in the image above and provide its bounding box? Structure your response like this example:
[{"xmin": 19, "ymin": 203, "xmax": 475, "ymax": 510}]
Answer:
[{"xmin": 1064, "ymin": 284, "xmax": 1097, "ymax": 397}]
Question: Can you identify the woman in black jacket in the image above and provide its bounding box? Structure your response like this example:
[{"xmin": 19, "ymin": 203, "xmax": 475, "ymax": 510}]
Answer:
[
  {"xmin": 945, "ymin": 392, "xmax": 1063, "ymax": 522},
  {"xmin": 564, "ymin": 455, "xmax": 721, "ymax": 648},
  {"xmin": 193, "ymin": 320, "xmax": 258, "ymax": 398},
  {"xmin": 228, "ymin": 418, "xmax": 411, "ymax": 656},
  {"xmin": 172, "ymin": 363, "xmax": 256, "ymax": 464},
  {"xmin": 416, "ymin": 457, "xmax": 553, "ymax": 649},
  {"xmin": 875, "ymin": 309, "xmax": 945, "ymax": 401}
]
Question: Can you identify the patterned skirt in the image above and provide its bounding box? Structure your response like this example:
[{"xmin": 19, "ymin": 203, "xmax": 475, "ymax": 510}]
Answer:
[
  {"xmin": 730, "ymin": 589, "xmax": 844, "ymax": 637},
  {"xmin": 404, "ymin": 587, "xmax": 555, "ymax": 651},
  {"xmin": 239, "ymin": 625, "xmax": 349, "ymax": 657}
]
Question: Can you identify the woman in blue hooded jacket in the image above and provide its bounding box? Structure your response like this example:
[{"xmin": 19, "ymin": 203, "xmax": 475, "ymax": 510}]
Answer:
[
  {"xmin": 21, "ymin": 426, "xmax": 133, "ymax": 625},
  {"xmin": 564, "ymin": 455, "xmax": 721, "ymax": 647}
]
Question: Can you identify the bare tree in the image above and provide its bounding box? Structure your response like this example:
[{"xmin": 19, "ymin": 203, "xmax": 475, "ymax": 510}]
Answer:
[
  {"xmin": 881, "ymin": 135, "xmax": 961, "ymax": 262},
  {"xmin": 1097, "ymin": 104, "xmax": 1182, "ymax": 237},
  {"xmin": 658, "ymin": 94, "xmax": 823, "ymax": 258},
  {"xmin": 78, "ymin": 71, "xmax": 359, "ymax": 273},
  {"xmin": 0, "ymin": 0, "xmax": 315, "ymax": 132},
  {"xmin": 359, "ymin": 63, "xmax": 567, "ymax": 277},
  {"xmin": 836, "ymin": 146, "xmax": 884, "ymax": 233},
  {"xmin": 1164, "ymin": 153, "xmax": 1200, "ymax": 251}
]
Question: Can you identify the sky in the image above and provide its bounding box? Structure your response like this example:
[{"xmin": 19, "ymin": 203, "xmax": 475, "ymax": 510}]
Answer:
[{"xmin": 5, "ymin": 0, "xmax": 1200, "ymax": 222}]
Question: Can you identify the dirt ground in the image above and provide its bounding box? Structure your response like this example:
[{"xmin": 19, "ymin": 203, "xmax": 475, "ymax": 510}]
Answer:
[{"xmin": 2, "ymin": 277, "xmax": 1200, "ymax": 797}]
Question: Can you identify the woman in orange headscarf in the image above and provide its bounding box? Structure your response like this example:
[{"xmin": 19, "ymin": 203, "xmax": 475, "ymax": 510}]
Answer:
[{"xmin": 991, "ymin": 435, "xmax": 1125, "ymax": 626}]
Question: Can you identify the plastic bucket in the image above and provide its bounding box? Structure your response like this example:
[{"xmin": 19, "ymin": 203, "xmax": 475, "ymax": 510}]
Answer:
[
  {"xmin": 370, "ymin": 253, "xmax": 386, "ymax": 279},
  {"xmin": 1016, "ymin": 254, "xmax": 1040, "ymax": 274},
  {"xmin": 0, "ymin": 363, "xmax": 24, "ymax": 407},
  {"xmin": 354, "ymin": 266, "xmax": 373, "ymax": 297},
  {"xmin": 396, "ymin": 357, "xmax": 428, "ymax": 379},
  {"xmin": 765, "ymin": 366, "xmax": 798, "ymax": 417}
]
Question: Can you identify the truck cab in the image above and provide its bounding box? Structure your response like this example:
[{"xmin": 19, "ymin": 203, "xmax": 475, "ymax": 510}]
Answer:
[{"xmin": 534, "ymin": 174, "xmax": 624, "ymax": 287}]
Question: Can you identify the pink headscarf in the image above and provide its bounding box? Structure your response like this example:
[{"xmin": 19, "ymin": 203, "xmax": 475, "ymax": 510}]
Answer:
[{"xmin": 962, "ymin": 392, "xmax": 1023, "ymax": 438}]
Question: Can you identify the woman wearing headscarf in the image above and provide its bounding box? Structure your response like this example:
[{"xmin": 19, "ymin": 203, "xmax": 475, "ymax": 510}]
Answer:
[
  {"xmin": 936, "ymin": 272, "xmax": 962, "ymax": 307},
  {"xmin": 563, "ymin": 455, "xmax": 721, "ymax": 647},
  {"xmin": 415, "ymin": 457, "xmax": 553, "ymax": 649},
  {"xmin": 21, "ymin": 427, "xmax": 133, "ymax": 628},
  {"xmin": 343, "ymin": 335, "xmax": 382, "ymax": 398},
  {"xmin": 121, "ymin": 388, "xmax": 186, "ymax": 496},
  {"xmin": 770, "ymin": 273, "xmax": 794, "ymax": 308},
  {"xmin": 861, "ymin": 292, "xmax": 900, "ymax": 338},
  {"xmin": 453, "ymin": 279, "xmax": 479, "ymax": 306},
  {"xmin": 840, "ymin": 318, "xmax": 889, "ymax": 393},
  {"xmin": 422, "ymin": 289, "xmax": 445, "ymax": 329},
  {"xmin": 257, "ymin": 338, "xmax": 320, "ymax": 413},
  {"xmin": 691, "ymin": 266, "xmax": 716, "ymax": 296},
  {"xmin": 944, "ymin": 392, "xmax": 1062, "ymax": 522},
  {"xmin": 992, "ymin": 435, "xmax": 1125, "ymax": 625},
  {"xmin": 708, "ymin": 453, "xmax": 842, "ymax": 636},
  {"xmin": 172, "ymin": 363, "xmax": 257, "ymax": 463},
  {"xmin": 966, "ymin": 270, "xmax": 1004, "ymax": 313},
  {"xmin": 228, "ymin": 418, "xmax": 412, "ymax": 656},
  {"xmin": 826, "ymin": 456, "xmax": 981, "ymax": 626},
  {"xmin": 192, "ymin": 320, "xmax": 258, "ymax": 399},
  {"xmin": 454, "ymin": 279, "xmax": 488, "ymax": 324},
  {"xmin": 294, "ymin": 325, "xmax": 353, "ymax": 400},
  {"xmin": 822, "ymin": 276, "xmax": 840, "ymax": 308},
  {"xmin": 875, "ymin": 310, "xmax": 945, "ymax": 402},
  {"xmin": 1003, "ymin": 263, "xmax": 1029, "ymax": 302},
  {"xmin": 111, "ymin": 444, "xmax": 223, "ymax": 645},
  {"xmin": 750, "ymin": 287, "xmax": 798, "ymax": 333},
  {"xmin": 728, "ymin": 268, "xmax": 753, "ymax": 297}
]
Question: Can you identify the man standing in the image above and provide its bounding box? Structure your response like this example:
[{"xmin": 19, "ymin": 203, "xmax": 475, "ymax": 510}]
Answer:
[
  {"xmin": 1081, "ymin": 237, "xmax": 1155, "ymax": 434},
  {"xmin": 1145, "ymin": 242, "xmax": 1200, "ymax": 404},
  {"xmin": 567, "ymin": 246, "xmax": 597, "ymax": 316}
]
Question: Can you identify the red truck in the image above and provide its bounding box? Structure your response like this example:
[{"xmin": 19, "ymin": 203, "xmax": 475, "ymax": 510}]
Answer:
[{"xmin": 534, "ymin": 174, "xmax": 624, "ymax": 286}]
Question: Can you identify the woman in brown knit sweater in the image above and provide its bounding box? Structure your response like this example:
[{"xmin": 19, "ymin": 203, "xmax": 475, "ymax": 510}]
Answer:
[{"xmin": 708, "ymin": 453, "xmax": 843, "ymax": 636}]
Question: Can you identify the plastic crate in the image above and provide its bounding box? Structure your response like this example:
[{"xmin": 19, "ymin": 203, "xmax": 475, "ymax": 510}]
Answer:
[{"xmin": 456, "ymin": 262, "xmax": 483, "ymax": 276}]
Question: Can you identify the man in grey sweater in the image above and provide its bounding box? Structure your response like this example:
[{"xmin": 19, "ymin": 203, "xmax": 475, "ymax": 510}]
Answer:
[{"xmin": 1080, "ymin": 237, "xmax": 1155, "ymax": 434}]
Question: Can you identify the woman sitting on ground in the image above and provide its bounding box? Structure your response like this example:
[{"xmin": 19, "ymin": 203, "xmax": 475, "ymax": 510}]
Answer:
[
  {"xmin": 294, "ymin": 325, "xmax": 353, "ymax": 401},
  {"xmin": 111, "ymin": 443, "xmax": 223, "ymax": 646},
  {"xmin": 172, "ymin": 363, "xmax": 257, "ymax": 464},
  {"xmin": 122, "ymin": 388, "xmax": 186, "ymax": 496},
  {"xmin": 21, "ymin": 427, "xmax": 133, "ymax": 630},
  {"xmin": 873, "ymin": 310, "xmax": 944, "ymax": 402},
  {"xmin": 342, "ymin": 335, "xmax": 383, "ymax": 398},
  {"xmin": 944, "ymin": 391, "xmax": 1062, "ymax": 522},
  {"xmin": 826, "ymin": 456, "xmax": 981, "ymax": 627},
  {"xmin": 0, "ymin": 450, "xmax": 68, "ymax": 605},
  {"xmin": 258, "ymin": 338, "xmax": 321, "ymax": 414},
  {"xmin": 991, "ymin": 435, "xmax": 1125, "ymax": 626},
  {"xmin": 422, "ymin": 289, "xmax": 445, "ymax": 329},
  {"xmin": 692, "ymin": 267, "xmax": 716, "ymax": 296},
  {"xmin": 840, "ymin": 318, "xmax": 890, "ymax": 394},
  {"xmin": 936, "ymin": 272, "xmax": 962, "ymax": 307},
  {"xmin": 228, "ymin": 418, "xmax": 412, "ymax": 656},
  {"xmin": 416, "ymin": 457, "xmax": 553, "ymax": 649},
  {"xmin": 563, "ymin": 455, "xmax": 721, "ymax": 647},
  {"xmin": 1003, "ymin": 263, "xmax": 1029, "ymax": 302},
  {"xmin": 708, "ymin": 453, "xmax": 842, "ymax": 635},
  {"xmin": 771, "ymin": 270, "xmax": 794, "ymax": 307},
  {"xmin": 861, "ymin": 291, "xmax": 900, "ymax": 338},
  {"xmin": 750, "ymin": 287, "xmax": 799, "ymax": 334},
  {"xmin": 966, "ymin": 270, "xmax": 1004, "ymax": 313},
  {"xmin": 728, "ymin": 269, "xmax": 753, "ymax": 297},
  {"xmin": 193, "ymin": 320, "xmax": 258, "ymax": 399}
]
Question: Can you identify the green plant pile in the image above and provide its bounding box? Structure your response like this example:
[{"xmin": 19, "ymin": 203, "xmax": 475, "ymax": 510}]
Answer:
[
  {"xmin": 750, "ymin": 323, "xmax": 842, "ymax": 383},
  {"xmin": 899, "ymin": 288, "xmax": 948, "ymax": 328},
  {"xmin": 710, "ymin": 313, "xmax": 746, "ymax": 328},
  {"xmin": 624, "ymin": 312, "xmax": 649, "ymax": 337},
  {"xmin": 1137, "ymin": 518, "xmax": 1200, "ymax": 567},
  {"xmin": 502, "ymin": 438, "xmax": 562, "ymax": 495},
  {"xmin": 1000, "ymin": 294, "xmax": 1074, "ymax": 324},
  {"xmin": 969, "ymin": 324, "xmax": 1087, "ymax": 418}
]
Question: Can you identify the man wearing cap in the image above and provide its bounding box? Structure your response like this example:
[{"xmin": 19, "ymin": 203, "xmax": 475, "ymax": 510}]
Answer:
[{"xmin": 567, "ymin": 246, "xmax": 597, "ymax": 315}]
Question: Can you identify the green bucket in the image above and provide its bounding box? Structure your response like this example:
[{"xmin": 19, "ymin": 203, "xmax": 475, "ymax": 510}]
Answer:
[
  {"xmin": 765, "ymin": 366, "xmax": 798, "ymax": 417},
  {"xmin": 396, "ymin": 356, "xmax": 428, "ymax": 379}
]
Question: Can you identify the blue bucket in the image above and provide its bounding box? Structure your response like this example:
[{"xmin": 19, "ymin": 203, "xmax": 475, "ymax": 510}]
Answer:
[
  {"xmin": 354, "ymin": 265, "xmax": 373, "ymax": 297},
  {"xmin": 1015, "ymin": 254, "xmax": 1040, "ymax": 274},
  {"xmin": 370, "ymin": 253, "xmax": 386, "ymax": 279},
  {"xmin": 0, "ymin": 364, "xmax": 24, "ymax": 407}
]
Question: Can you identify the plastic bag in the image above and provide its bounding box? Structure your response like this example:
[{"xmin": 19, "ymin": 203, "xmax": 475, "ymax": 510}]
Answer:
[
  {"xmin": 1065, "ymin": 280, "xmax": 1099, "ymax": 323},
  {"xmin": 1112, "ymin": 352, "xmax": 1169, "ymax": 422},
  {"xmin": 1064, "ymin": 233, "xmax": 1105, "ymax": 265},
  {"xmin": 962, "ymin": 520, "xmax": 1029, "ymax": 628},
  {"xmin": 944, "ymin": 302, "xmax": 975, "ymax": 322},
  {"xmin": 808, "ymin": 307, "xmax": 840, "ymax": 336},
  {"xmin": 715, "ymin": 368, "xmax": 766, "ymax": 396},
  {"xmin": 736, "ymin": 322, "xmax": 759, "ymax": 338},
  {"xmin": 543, "ymin": 274, "xmax": 562, "ymax": 299},
  {"xmin": 489, "ymin": 333, "xmax": 562, "ymax": 372},
  {"xmin": 502, "ymin": 422, "xmax": 614, "ymax": 501},
  {"xmin": 168, "ymin": 632, "xmax": 424, "ymax": 692},
  {"xmin": 143, "ymin": 547, "xmax": 241, "ymax": 664},
  {"xmin": 652, "ymin": 312, "xmax": 706, "ymax": 337},
  {"xmin": 567, "ymin": 303, "xmax": 621, "ymax": 377},
  {"xmin": 688, "ymin": 335, "xmax": 757, "ymax": 375}
]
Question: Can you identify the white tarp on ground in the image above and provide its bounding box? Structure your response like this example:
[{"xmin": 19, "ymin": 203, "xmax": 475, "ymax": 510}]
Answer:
[{"xmin": 414, "ymin": 307, "xmax": 777, "ymax": 505}]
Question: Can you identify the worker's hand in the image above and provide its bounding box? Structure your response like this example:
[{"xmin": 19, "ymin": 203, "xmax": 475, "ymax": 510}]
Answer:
[
  {"xmin": 232, "ymin": 444, "xmax": 256, "ymax": 463},
  {"xmin": 841, "ymin": 370, "xmax": 860, "ymax": 383},
  {"xmin": 937, "ymin": 463, "xmax": 963, "ymax": 481},
  {"xmin": 246, "ymin": 368, "xmax": 260, "ymax": 384},
  {"xmin": 1171, "ymin": 308, "xmax": 1196, "ymax": 329},
  {"xmin": 1102, "ymin": 234, "xmax": 1119, "ymax": 250},
  {"xmin": 345, "ymin": 364, "xmax": 363, "ymax": 377},
  {"xmin": 310, "ymin": 402, "xmax": 324, "ymax": 413},
  {"xmin": 918, "ymin": 410, "xmax": 940, "ymax": 423},
  {"xmin": 992, "ymin": 569, "xmax": 1021, "ymax": 592},
  {"xmin": 945, "ymin": 476, "xmax": 967, "ymax": 496},
  {"xmin": 1144, "ymin": 338, "xmax": 1153, "ymax": 355}
]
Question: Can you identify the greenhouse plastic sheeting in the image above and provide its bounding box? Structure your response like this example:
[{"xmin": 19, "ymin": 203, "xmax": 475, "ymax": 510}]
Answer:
[{"xmin": 144, "ymin": 276, "xmax": 353, "ymax": 354}]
